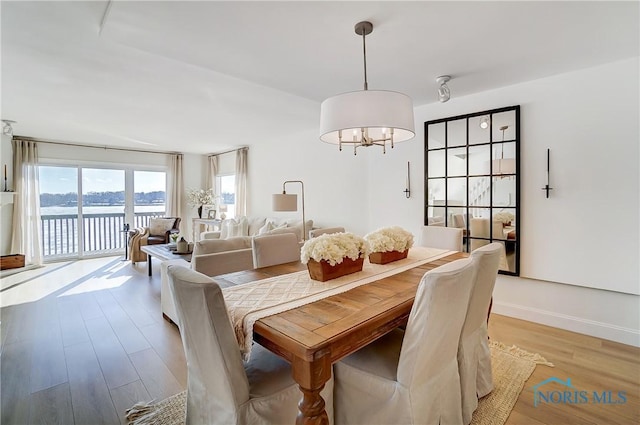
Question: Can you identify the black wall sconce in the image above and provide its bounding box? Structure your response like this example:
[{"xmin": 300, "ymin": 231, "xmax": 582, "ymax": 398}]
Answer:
[
  {"xmin": 404, "ymin": 161, "xmax": 411, "ymax": 198},
  {"xmin": 541, "ymin": 148, "xmax": 554, "ymax": 198}
]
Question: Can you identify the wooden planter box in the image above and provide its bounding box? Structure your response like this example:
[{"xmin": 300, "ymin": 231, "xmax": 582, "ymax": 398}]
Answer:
[
  {"xmin": 1, "ymin": 254, "xmax": 25, "ymax": 270},
  {"xmin": 307, "ymin": 256, "xmax": 365, "ymax": 282},
  {"xmin": 369, "ymin": 249, "xmax": 409, "ymax": 265}
]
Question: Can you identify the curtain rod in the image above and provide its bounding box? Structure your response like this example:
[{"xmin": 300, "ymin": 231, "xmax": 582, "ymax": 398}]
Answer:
[
  {"xmin": 208, "ymin": 146, "xmax": 248, "ymax": 157},
  {"xmin": 14, "ymin": 136, "xmax": 181, "ymax": 156}
]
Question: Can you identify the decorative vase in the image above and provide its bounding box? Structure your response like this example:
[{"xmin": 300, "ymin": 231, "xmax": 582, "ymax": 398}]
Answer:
[
  {"xmin": 197, "ymin": 205, "xmax": 203, "ymax": 218},
  {"xmin": 307, "ymin": 256, "xmax": 365, "ymax": 282},
  {"xmin": 368, "ymin": 249, "xmax": 409, "ymax": 265}
]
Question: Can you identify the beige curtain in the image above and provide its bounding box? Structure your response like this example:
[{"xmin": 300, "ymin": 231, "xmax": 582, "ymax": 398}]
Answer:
[
  {"xmin": 207, "ymin": 155, "xmax": 219, "ymax": 193},
  {"xmin": 11, "ymin": 139, "xmax": 42, "ymax": 265},
  {"xmin": 235, "ymin": 148, "xmax": 248, "ymax": 217},
  {"xmin": 166, "ymin": 153, "xmax": 184, "ymax": 218}
]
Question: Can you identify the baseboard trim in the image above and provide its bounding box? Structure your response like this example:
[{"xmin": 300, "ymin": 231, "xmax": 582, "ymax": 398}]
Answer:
[{"xmin": 493, "ymin": 301, "xmax": 640, "ymax": 348}]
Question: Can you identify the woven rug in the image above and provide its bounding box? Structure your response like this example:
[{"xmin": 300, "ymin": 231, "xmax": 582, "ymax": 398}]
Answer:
[{"xmin": 126, "ymin": 341, "xmax": 553, "ymax": 425}]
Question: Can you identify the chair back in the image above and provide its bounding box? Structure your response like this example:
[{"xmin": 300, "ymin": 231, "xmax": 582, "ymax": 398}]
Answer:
[
  {"xmin": 251, "ymin": 233, "xmax": 301, "ymax": 268},
  {"xmin": 397, "ymin": 258, "xmax": 475, "ymax": 388},
  {"xmin": 167, "ymin": 265, "xmax": 249, "ymax": 424},
  {"xmin": 463, "ymin": 243, "xmax": 501, "ymax": 338},
  {"xmin": 309, "ymin": 227, "xmax": 345, "ymax": 238},
  {"xmin": 420, "ymin": 226, "xmax": 463, "ymax": 251}
]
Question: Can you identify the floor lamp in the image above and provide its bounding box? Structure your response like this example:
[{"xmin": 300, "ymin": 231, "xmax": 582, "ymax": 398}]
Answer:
[{"xmin": 272, "ymin": 180, "xmax": 306, "ymax": 240}]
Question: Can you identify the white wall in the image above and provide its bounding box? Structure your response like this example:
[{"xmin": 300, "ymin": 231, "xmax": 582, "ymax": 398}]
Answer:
[
  {"xmin": 245, "ymin": 128, "xmax": 370, "ymax": 236},
  {"xmin": 367, "ymin": 57, "xmax": 640, "ymax": 346}
]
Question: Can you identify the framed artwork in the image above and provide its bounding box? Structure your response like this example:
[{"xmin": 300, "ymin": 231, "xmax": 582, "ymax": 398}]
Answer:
[{"xmin": 202, "ymin": 205, "xmax": 216, "ymax": 219}]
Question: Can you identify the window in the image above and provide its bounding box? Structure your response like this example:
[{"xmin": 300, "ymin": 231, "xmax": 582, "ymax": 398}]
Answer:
[
  {"xmin": 425, "ymin": 105, "xmax": 520, "ymax": 275},
  {"xmin": 216, "ymin": 174, "xmax": 236, "ymax": 218},
  {"xmin": 38, "ymin": 165, "xmax": 166, "ymax": 259}
]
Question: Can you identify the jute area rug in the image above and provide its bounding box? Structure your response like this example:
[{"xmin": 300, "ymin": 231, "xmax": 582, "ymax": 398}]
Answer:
[{"xmin": 126, "ymin": 341, "xmax": 553, "ymax": 425}]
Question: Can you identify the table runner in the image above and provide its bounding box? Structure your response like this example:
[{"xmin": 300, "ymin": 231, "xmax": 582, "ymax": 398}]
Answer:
[{"xmin": 222, "ymin": 246, "xmax": 453, "ymax": 359}]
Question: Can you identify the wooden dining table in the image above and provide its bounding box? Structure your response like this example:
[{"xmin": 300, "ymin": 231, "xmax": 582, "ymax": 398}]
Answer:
[{"xmin": 212, "ymin": 251, "xmax": 468, "ymax": 425}]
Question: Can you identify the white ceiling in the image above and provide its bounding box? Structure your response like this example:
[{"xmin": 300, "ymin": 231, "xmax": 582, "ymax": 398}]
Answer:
[{"xmin": 2, "ymin": 1, "xmax": 638, "ymax": 154}]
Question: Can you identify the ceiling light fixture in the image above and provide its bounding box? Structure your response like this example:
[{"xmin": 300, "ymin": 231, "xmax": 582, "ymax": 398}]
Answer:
[
  {"xmin": 319, "ymin": 21, "xmax": 415, "ymax": 155},
  {"xmin": 436, "ymin": 75, "xmax": 451, "ymax": 103},
  {"xmin": 2, "ymin": 120, "xmax": 16, "ymax": 137},
  {"xmin": 479, "ymin": 116, "xmax": 490, "ymax": 129}
]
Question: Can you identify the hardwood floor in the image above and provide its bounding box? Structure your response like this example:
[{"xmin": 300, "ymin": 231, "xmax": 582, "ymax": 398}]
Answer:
[{"xmin": 1, "ymin": 257, "xmax": 638, "ymax": 424}]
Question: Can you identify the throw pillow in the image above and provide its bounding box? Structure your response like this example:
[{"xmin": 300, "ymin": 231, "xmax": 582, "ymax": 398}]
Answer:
[
  {"xmin": 219, "ymin": 219, "xmax": 237, "ymax": 240},
  {"xmin": 257, "ymin": 221, "xmax": 275, "ymax": 235},
  {"xmin": 220, "ymin": 217, "xmax": 249, "ymax": 239},
  {"xmin": 247, "ymin": 217, "xmax": 267, "ymax": 236},
  {"xmin": 149, "ymin": 218, "xmax": 175, "ymax": 236}
]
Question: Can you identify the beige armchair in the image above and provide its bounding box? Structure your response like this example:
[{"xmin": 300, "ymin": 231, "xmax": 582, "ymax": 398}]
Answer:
[{"xmin": 129, "ymin": 217, "xmax": 181, "ymax": 263}]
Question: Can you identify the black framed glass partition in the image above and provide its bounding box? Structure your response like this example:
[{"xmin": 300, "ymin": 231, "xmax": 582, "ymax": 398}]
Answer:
[{"xmin": 425, "ymin": 105, "xmax": 520, "ymax": 275}]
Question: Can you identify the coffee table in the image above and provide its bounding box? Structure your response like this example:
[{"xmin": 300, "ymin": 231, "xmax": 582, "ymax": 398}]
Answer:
[{"xmin": 140, "ymin": 244, "xmax": 192, "ymax": 276}]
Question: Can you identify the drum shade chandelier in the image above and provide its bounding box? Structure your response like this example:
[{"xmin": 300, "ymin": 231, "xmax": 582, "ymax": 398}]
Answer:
[{"xmin": 319, "ymin": 21, "xmax": 415, "ymax": 155}]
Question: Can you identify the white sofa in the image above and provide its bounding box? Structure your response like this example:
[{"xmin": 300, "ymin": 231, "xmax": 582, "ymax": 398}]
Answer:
[
  {"xmin": 160, "ymin": 237, "xmax": 255, "ymax": 323},
  {"xmin": 201, "ymin": 216, "xmax": 313, "ymax": 241}
]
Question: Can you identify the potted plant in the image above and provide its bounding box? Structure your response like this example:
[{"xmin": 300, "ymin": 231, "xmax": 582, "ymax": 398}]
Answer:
[
  {"xmin": 364, "ymin": 226, "xmax": 414, "ymax": 264},
  {"xmin": 186, "ymin": 188, "xmax": 216, "ymax": 218},
  {"xmin": 301, "ymin": 232, "xmax": 369, "ymax": 282},
  {"xmin": 494, "ymin": 211, "xmax": 515, "ymax": 226}
]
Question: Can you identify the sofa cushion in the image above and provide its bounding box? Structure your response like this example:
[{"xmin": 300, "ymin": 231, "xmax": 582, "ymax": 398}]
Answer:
[
  {"xmin": 149, "ymin": 218, "xmax": 175, "ymax": 236},
  {"xmin": 267, "ymin": 220, "xmax": 313, "ymax": 241},
  {"xmin": 193, "ymin": 237, "xmax": 252, "ymax": 255}
]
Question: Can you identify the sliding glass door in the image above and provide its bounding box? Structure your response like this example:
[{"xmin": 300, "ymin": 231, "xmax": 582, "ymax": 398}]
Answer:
[{"xmin": 39, "ymin": 165, "xmax": 166, "ymax": 260}]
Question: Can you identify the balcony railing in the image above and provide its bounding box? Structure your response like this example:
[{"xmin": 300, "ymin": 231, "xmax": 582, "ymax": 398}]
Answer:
[{"xmin": 41, "ymin": 211, "xmax": 165, "ymax": 258}]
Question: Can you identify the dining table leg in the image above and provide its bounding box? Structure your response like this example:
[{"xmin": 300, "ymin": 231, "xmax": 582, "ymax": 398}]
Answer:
[{"xmin": 292, "ymin": 352, "xmax": 331, "ymax": 425}]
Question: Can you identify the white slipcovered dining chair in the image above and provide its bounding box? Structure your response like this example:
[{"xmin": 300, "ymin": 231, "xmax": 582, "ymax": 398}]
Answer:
[
  {"xmin": 251, "ymin": 232, "xmax": 301, "ymax": 268},
  {"xmin": 420, "ymin": 225, "xmax": 464, "ymax": 251},
  {"xmin": 459, "ymin": 243, "xmax": 502, "ymax": 424},
  {"xmin": 167, "ymin": 265, "xmax": 333, "ymax": 425},
  {"xmin": 334, "ymin": 258, "xmax": 476, "ymax": 425}
]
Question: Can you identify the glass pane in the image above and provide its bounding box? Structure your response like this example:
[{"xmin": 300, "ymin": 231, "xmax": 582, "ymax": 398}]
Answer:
[
  {"xmin": 427, "ymin": 207, "xmax": 445, "ymax": 226},
  {"xmin": 446, "ymin": 207, "xmax": 467, "ymax": 228},
  {"xmin": 82, "ymin": 168, "xmax": 125, "ymax": 254},
  {"xmin": 448, "ymin": 119, "xmax": 467, "ymax": 147},
  {"xmin": 219, "ymin": 175, "xmax": 236, "ymax": 218},
  {"xmin": 469, "ymin": 176, "xmax": 490, "ymax": 207},
  {"xmin": 469, "ymin": 209, "xmax": 491, "ymax": 252},
  {"xmin": 469, "ymin": 145, "xmax": 490, "ymax": 176},
  {"xmin": 427, "ymin": 122, "xmax": 445, "ymax": 149},
  {"xmin": 447, "ymin": 147, "xmax": 467, "ymax": 177},
  {"xmin": 491, "ymin": 142, "xmax": 516, "ymax": 176},
  {"xmin": 492, "ymin": 208, "xmax": 516, "ymax": 228},
  {"xmin": 39, "ymin": 165, "xmax": 79, "ymax": 257},
  {"xmin": 427, "ymin": 150, "xmax": 445, "ymax": 178},
  {"xmin": 134, "ymin": 170, "xmax": 166, "ymax": 227},
  {"xmin": 447, "ymin": 177, "xmax": 466, "ymax": 206},
  {"xmin": 492, "ymin": 111, "xmax": 517, "ymax": 142},
  {"xmin": 492, "ymin": 176, "xmax": 516, "ymax": 207},
  {"xmin": 427, "ymin": 178, "xmax": 445, "ymax": 206},
  {"xmin": 469, "ymin": 115, "xmax": 490, "ymax": 145}
]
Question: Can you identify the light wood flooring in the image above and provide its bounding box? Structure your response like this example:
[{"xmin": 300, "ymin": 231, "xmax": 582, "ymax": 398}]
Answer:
[{"xmin": 1, "ymin": 256, "xmax": 638, "ymax": 424}]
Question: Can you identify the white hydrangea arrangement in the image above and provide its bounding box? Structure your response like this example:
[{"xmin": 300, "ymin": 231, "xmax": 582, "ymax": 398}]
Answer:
[
  {"xmin": 494, "ymin": 212, "xmax": 515, "ymax": 224},
  {"xmin": 186, "ymin": 188, "xmax": 215, "ymax": 208},
  {"xmin": 301, "ymin": 232, "xmax": 369, "ymax": 266},
  {"xmin": 364, "ymin": 226, "xmax": 414, "ymax": 253}
]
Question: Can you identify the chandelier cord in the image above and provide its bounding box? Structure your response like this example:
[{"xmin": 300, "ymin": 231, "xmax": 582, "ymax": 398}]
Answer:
[{"xmin": 362, "ymin": 30, "xmax": 368, "ymax": 91}]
